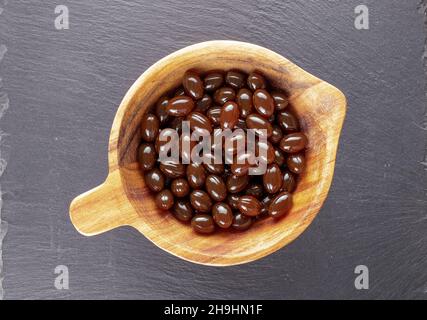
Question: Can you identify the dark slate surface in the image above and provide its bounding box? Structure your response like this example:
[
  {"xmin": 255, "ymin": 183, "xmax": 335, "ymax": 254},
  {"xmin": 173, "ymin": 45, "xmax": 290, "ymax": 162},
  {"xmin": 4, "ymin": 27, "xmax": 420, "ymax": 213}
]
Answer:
[{"xmin": 0, "ymin": 0, "xmax": 426, "ymax": 299}]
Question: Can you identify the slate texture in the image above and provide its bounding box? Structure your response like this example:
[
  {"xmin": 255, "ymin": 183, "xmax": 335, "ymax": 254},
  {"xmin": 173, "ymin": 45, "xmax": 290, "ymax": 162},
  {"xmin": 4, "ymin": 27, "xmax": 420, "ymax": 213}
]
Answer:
[{"xmin": 0, "ymin": 0, "xmax": 426, "ymax": 299}]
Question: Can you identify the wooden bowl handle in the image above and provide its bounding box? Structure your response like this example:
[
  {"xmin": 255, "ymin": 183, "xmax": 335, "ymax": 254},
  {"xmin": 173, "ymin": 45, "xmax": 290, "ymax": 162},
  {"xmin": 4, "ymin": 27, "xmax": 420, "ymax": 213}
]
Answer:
[{"xmin": 69, "ymin": 171, "xmax": 138, "ymax": 236}]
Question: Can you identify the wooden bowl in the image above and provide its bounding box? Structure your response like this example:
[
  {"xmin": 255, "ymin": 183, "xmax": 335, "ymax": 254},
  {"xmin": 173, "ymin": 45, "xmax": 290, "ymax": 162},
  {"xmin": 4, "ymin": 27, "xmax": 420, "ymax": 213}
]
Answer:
[{"xmin": 69, "ymin": 40, "xmax": 346, "ymax": 266}]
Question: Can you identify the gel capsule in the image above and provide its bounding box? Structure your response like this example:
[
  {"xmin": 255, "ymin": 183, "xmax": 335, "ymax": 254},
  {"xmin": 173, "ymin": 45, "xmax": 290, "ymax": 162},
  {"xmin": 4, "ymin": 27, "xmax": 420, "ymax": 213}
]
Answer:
[
  {"xmin": 226, "ymin": 174, "xmax": 249, "ymax": 193},
  {"xmin": 187, "ymin": 111, "xmax": 213, "ymax": 134},
  {"xmin": 205, "ymin": 174, "xmax": 227, "ymax": 202},
  {"xmin": 186, "ymin": 163, "xmax": 207, "ymax": 188},
  {"xmin": 263, "ymin": 164, "xmax": 282, "ymax": 194},
  {"xmin": 212, "ymin": 202, "xmax": 233, "ymax": 229},
  {"xmin": 140, "ymin": 113, "xmax": 160, "ymax": 142},
  {"xmin": 253, "ymin": 89, "xmax": 274, "ymax": 118},
  {"xmin": 155, "ymin": 96, "xmax": 169, "ymax": 125},
  {"xmin": 191, "ymin": 214, "xmax": 215, "ymax": 234},
  {"xmin": 144, "ymin": 168, "xmax": 165, "ymax": 192},
  {"xmin": 271, "ymin": 92, "xmax": 289, "ymax": 111},
  {"xmin": 225, "ymin": 70, "xmax": 245, "ymax": 89},
  {"xmin": 171, "ymin": 178, "xmax": 190, "ymax": 197},
  {"xmin": 287, "ymin": 153, "xmax": 306, "ymax": 174},
  {"xmin": 281, "ymin": 170, "xmax": 296, "ymax": 192},
  {"xmin": 246, "ymin": 114, "xmax": 273, "ymax": 138},
  {"xmin": 204, "ymin": 72, "xmax": 224, "ymax": 92},
  {"xmin": 206, "ymin": 106, "xmax": 222, "ymax": 126},
  {"xmin": 159, "ymin": 161, "xmax": 186, "ymax": 179},
  {"xmin": 279, "ymin": 132, "xmax": 308, "ymax": 153},
  {"xmin": 213, "ymin": 87, "xmax": 236, "ymax": 105},
  {"xmin": 236, "ymin": 88, "xmax": 253, "ymax": 119},
  {"xmin": 268, "ymin": 191, "xmax": 292, "ymax": 218},
  {"xmin": 232, "ymin": 213, "xmax": 252, "ymax": 231},
  {"xmin": 167, "ymin": 96, "xmax": 195, "ymax": 117},
  {"xmin": 155, "ymin": 189, "xmax": 174, "ymax": 210},
  {"xmin": 138, "ymin": 143, "xmax": 157, "ymax": 171},
  {"xmin": 183, "ymin": 70, "xmax": 204, "ymax": 100},
  {"xmin": 173, "ymin": 200, "xmax": 193, "ymax": 222},
  {"xmin": 247, "ymin": 72, "xmax": 266, "ymax": 91},
  {"xmin": 190, "ymin": 190, "xmax": 213, "ymax": 213},
  {"xmin": 237, "ymin": 195, "xmax": 262, "ymax": 217},
  {"xmin": 220, "ymin": 101, "xmax": 240, "ymax": 130},
  {"xmin": 277, "ymin": 110, "xmax": 299, "ymax": 132}
]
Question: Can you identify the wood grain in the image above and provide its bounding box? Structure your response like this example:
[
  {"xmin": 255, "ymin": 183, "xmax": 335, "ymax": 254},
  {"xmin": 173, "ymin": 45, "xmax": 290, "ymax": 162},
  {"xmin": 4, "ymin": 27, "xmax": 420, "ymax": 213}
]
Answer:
[{"xmin": 69, "ymin": 41, "xmax": 346, "ymax": 266}]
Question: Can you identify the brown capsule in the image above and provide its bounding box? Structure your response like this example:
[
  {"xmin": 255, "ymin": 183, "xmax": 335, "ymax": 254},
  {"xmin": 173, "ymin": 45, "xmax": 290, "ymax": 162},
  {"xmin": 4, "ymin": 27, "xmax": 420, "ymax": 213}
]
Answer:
[
  {"xmin": 256, "ymin": 140, "xmax": 275, "ymax": 165},
  {"xmin": 140, "ymin": 113, "xmax": 160, "ymax": 142},
  {"xmin": 206, "ymin": 106, "xmax": 222, "ymax": 126},
  {"xmin": 263, "ymin": 164, "xmax": 282, "ymax": 194},
  {"xmin": 138, "ymin": 143, "xmax": 157, "ymax": 171},
  {"xmin": 253, "ymin": 89, "xmax": 274, "ymax": 118},
  {"xmin": 155, "ymin": 96, "xmax": 169, "ymax": 125},
  {"xmin": 232, "ymin": 213, "xmax": 252, "ymax": 231},
  {"xmin": 220, "ymin": 101, "xmax": 240, "ymax": 130},
  {"xmin": 186, "ymin": 163, "xmax": 206, "ymax": 189},
  {"xmin": 237, "ymin": 195, "xmax": 262, "ymax": 217},
  {"xmin": 194, "ymin": 94, "xmax": 212, "ymax": 113},
  {"xmin": 190, "ymin": 190, "xmax": 213, "ymax": 213},
  {"xmin": 277, "ymin": 110, "xmax": 299, "ymax": 132},
  {"xmin": 171, "ymin": 178, "xmax": 190, "ymax": 197},
  {"xmin": 227, "ymin": 193, "xmax": 241, "ymax": 210},
  {"xmin": 212, "ymin": 202, "xmax": 233, "ymax": 229},
  {"xmin": 159, "ymin": 161, "xmax": 186, "ymax": 179},
  {"xmin": 174, "ymin": 87, "xmax": 186, "ymax": 96},
  {"xmin": 272, "ymin": 92, "xmax": 289, "ymax": 111},
  {"xmin": 191, "ymin": 214, "xmax": 215, "ymax": 234},
  {"xmin": 281, "ymin": 170, "xmax": 296, "ymax": 192},
  {"xmin": 226, "ymin": 174, "xmax": 249, "ymax": 193},
  {"xmin": 246, "ymin": 114, "xmax": 273, "ymax": 138},
  {"xmin": 236, "ymin": 88, "xmax": 253, "ymax": 119},
  {"xmin": 144, "ymin": 168, "xmax": 165, "ymax": 192},
  {"xmin": 247, "ymin": 72, "xmax": 266, "ymax": 91},
  {"xmin": 155, "ymin": 189, "xmax": 174, "ymax": 210},
  {"xmin": 245, "ymin": 183, "xmax": 264, "ymax": 199},
  {"xmin": 203, "ymin": 152, "xmax": 225, "ymax": 175},
  {"xmin": 187, "ymin": 111, "xmax": 213, "ymax": 134},
  {"xmin": 270, "ymin": 125, "xmax": 284, "ymax": 144},
  {"xmin": 166, "ymin": 96, "xmax": 195, "ymax": 117},
  {"xmin": 183, "ymin": 70, "xmax": 204, "ymax": 100},
  {"xmin": 280, "ymin": 132, "xmax": 308, "ymax": 153},
  {"xmin": 204, "ymin": 72, "xmax": 224, "ymax": 92},
  {"xmin": 287, "ymin": 153, "xmax": 306, "ymax": 174},
  {"xmin": 173, "ymin": 200, "xmax": 193, "ymax": 222},
  {"xmin": 273, "ymin": 148, "xmax": 286, "ymax": 167},
  {"xmin": 269, "ymin": 191, "xmax": 293, "ymax": 218},
  {"xmin": 205, "ymin": 174, "xmax": 227, "ymax": 202},
  {"xmin": 225, "ymin": 70, "xmax": 245, "ymax": 89},
  {"xmin": 213, "ymin": 87, "xmax": 236, "ymax": 105}
]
